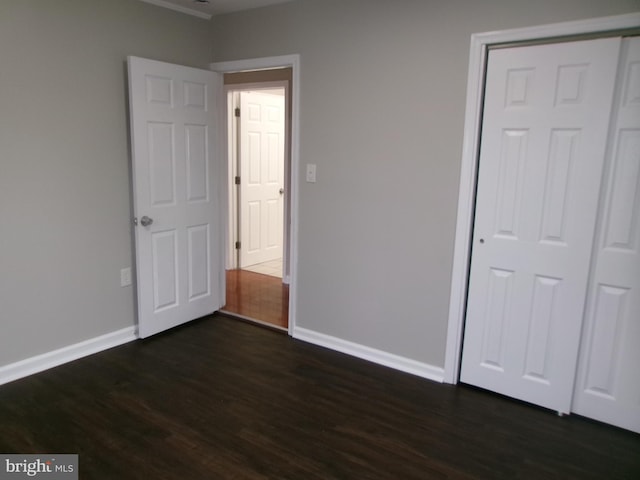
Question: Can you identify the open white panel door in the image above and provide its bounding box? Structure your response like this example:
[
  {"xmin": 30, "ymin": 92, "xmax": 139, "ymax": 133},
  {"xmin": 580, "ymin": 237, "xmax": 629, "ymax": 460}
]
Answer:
[
  {"xmin": 460, "ymin": 38, "xmax": 620, "ymax": 413},
  {"xmin": 572, "ymin": 37, "xmax": 640, "ymax": 434},
  {"xmin": 239, "ymin": 90, "xmax": 285, "ymax": 268},
  {"xmin": 128, "ymin": 56, "xmax": 223, "ymax": 338}
]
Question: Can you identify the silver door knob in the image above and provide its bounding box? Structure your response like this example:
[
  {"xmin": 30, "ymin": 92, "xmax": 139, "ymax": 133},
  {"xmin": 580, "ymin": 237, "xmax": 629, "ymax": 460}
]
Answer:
[
  {"xmin": 140, "ymin": 215, "xmax": 153, "ymax": 227},
  {"xmin": 279, "ymin": 188, "xmax": 285, "ymax": 195}
]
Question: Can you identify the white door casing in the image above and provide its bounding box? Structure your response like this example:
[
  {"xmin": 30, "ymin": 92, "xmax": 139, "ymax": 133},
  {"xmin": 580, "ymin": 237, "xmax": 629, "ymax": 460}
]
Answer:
[
  {"xmin": 572, "ymin": 37, "xmax": 640, "ymax": 433},
  {"xmin": 460, "ymin": 38, "xmax": 621, "ymax": 413},
  {"xmin": 128, "ymin": 56, "xmax": 224, "ymax": 338},
  {"xmin": 239, "ymin": 90, "xmax": 285, "ymax": 268},
  {"xmin": 210, "ymin": 54, "xmax": 300, "ymax": 337}
]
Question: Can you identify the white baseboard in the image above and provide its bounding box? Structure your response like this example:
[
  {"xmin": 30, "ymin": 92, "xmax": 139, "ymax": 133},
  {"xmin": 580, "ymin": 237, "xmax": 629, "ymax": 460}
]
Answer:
[
  {"xmin": 0, "ymin": 326, "xmax": 137, "ymax": 386},
  {"xmin": 292, "ymin": 327, "xmax": 445, "ymax": 383}
]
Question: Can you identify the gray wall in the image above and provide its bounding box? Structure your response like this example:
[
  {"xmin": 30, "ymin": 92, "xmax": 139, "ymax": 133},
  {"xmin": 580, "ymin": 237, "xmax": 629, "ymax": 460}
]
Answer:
[
  {"xmin": 211, "ymin": 0, "xmax": 639, "ymax": 368},
  {"xmin": 0, "ymin": 0, "xmax": 213, "ymax": 366},
  {"xmin": 1, "ymin": 0, "xmax": 637, "ymax": 374}
]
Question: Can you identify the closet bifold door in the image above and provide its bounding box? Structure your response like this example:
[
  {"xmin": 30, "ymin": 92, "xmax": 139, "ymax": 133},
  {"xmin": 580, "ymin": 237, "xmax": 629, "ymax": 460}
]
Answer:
[
  {"xmin": 459, "ymin": 37, "xmax": 621, "ymax": 414},
  {"xmin": 572, "ymin": 36, "xmax": 640, "ymax": 434}
]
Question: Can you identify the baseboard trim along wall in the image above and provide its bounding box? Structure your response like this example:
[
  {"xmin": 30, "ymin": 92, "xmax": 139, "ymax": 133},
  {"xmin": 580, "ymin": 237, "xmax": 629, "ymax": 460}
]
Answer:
[
  {"xmin": 293, "ymin": 327, "xmax": 445, "ymax": 383},
  {"xmin": 0, "ymin": 326, "xmax": 137, "ymax": 386}
]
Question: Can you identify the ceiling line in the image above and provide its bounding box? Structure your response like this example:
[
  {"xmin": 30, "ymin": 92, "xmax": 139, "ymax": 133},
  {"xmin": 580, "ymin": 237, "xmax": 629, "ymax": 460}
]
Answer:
[{"xmin": 139, "ymin": 0, "xmax": 212, "ymax": 20}]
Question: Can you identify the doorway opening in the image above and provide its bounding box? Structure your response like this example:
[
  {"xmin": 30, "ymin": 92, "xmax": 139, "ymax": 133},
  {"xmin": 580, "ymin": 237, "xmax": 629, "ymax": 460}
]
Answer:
[{"xmin": 220, "ymin": 68, "xmax": 293, "ymax": 330}]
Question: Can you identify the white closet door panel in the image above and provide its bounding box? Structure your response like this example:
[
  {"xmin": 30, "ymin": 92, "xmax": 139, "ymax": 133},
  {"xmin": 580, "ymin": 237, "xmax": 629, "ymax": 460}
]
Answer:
[
  {"xmin": 461, "ymin": 38, "xmax": 621, "ymax": 413},
  {"xmin": 572, "ymin": 37, "xmax": 640, "ymax": 434}
]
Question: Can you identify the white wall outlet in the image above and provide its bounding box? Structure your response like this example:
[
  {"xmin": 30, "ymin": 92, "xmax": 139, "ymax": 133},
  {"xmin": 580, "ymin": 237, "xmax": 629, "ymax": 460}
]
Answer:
[
  {"xmin": 306, "ymin": 163, "xmax": 317, "ymax": 183},
  {"xmin": 120, "ymin": 267, "xmax": 132, "ymax": 287}
]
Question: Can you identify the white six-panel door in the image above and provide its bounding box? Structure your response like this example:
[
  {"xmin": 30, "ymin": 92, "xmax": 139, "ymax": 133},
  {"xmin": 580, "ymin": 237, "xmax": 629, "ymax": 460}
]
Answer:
[
  {"xmin": 239, "ymin": 91, "xmax": 285, "ymax": 268},
  {"xmin": 572, "ymin": 37, "xmax": 640, "ymax": 433},
  {"xmin": 128, "ymin": 57, "xmax": 223, "ymax": 338},
  {"xmin": 460, "ymin": 38, "xmax": 621, "ymax": 413}
]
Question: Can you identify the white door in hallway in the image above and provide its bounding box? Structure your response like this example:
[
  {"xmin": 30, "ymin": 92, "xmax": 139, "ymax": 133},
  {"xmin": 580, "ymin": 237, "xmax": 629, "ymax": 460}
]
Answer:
[
  {"xmin": 572, "ymin": 37, "xmax": 640, "ymax": 434},
  {"xmin": 460, "ymin": 38, "xmax": 621, "ymax": 413},
  {"xmin": 239, "ymin": 90, "xmax": 285, "ymax": 268},
  {"xmin": 128, "ymin": 56, "xmax": 224, "ymax": 338}
]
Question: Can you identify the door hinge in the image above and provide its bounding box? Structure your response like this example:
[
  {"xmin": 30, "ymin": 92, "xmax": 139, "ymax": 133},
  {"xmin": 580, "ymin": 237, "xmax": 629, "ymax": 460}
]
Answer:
[
  {"xmin": 235, "ymin": 241, "xmax": 241, "ymax": 249},
  {"xmin": 235, "ymin": 176, "xmax": 241, "ymax": 185},
  {"xmin": 234, "ymin": 107, "xmax": 240, "ymax": 117}
]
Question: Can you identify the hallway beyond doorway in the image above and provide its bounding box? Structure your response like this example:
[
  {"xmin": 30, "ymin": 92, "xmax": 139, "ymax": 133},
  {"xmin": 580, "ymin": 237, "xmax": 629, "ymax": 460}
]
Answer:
[
  {"xmin": 222, "ymin": 269, "xmax": 288, "ymax": 329},
  {"xmin": 242, "ymin": 258, "xmax": 282, "ymax": 278}
]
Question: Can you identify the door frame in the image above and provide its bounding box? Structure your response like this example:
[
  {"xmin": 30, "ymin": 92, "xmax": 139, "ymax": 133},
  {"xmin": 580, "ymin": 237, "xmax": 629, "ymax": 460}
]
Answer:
[
  {"xmin": 210, "ymin": 55, "xmax": 300, "ymax": 337},
  {"xmin": 444, "ymin": 12, "xmax": 640, "ymax": 384}
]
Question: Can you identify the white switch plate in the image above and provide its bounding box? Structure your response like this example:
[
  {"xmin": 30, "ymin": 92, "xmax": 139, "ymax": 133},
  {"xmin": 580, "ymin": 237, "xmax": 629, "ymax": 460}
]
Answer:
[
  {"xmin": 120, "ymin": 267, "xmax": 132, "ymax": 287},
  {"xmin": 306, "ymin": 163, "xmax": 317, "ymax": 183}
]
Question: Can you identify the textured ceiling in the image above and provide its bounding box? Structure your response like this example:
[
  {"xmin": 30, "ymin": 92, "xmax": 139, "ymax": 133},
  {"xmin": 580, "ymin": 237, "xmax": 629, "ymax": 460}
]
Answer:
[{"xmin": 139, "ymin": 0, "xmax": 295, "ymax": 19}]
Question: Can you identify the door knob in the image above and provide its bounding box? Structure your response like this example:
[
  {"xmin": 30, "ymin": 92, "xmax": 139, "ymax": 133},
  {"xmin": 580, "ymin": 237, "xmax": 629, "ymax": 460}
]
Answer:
[
  {"xmin": 279, "ymin": 188, "xmax": 285, "ymax": 195},
  {"xmin": 140, "ymin": 215, "xmax": 153, "ymax": 227}
]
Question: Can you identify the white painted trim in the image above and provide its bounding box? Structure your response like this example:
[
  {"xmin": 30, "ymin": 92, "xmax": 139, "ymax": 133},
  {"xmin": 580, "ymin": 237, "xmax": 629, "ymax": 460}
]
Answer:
[
  {"xmin": 224, "ymin": 80, "xmax": 289, "ymax": 91},
  {"xmin": 225, "ymin": 90, "xmax": 238, "ymax": 270},
  {"xmin": 444, "ymin": 12, "xmax": 640, "ymax": 384},
  {"xmin": 138, "ymin": 0, "xmax": 212, "ymax": 20},
  {"xmin": 210, "ymin": 55, "xmax": 301, "ymax": 338},
  {"xmin": 294, "ymin": 327, "xmax": 445, "ymax": 383},
  {"xmin": 0, "ymin": 327, "xmax": 137, "ymax": 386},
  {"xmin": 211, "ymin": 55, "xmax": 299, "ymax": 74}
]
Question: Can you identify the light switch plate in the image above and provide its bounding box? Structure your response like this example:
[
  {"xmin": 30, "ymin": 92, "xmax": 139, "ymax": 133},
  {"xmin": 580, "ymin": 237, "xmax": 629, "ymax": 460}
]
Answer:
[
  {"xmin": 120, "ymin": 267, "xmax": 132, "ymax": 287},
  {"xmin": 306, "ymin": 163, "xmax": 317, "ymax": 183}
]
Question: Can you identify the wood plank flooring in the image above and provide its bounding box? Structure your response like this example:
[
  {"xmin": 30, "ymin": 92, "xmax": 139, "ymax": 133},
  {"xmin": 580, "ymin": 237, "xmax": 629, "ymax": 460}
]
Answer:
[
  {"xmin": 223, "ymin": 269, "xmax": 288, "ymax": 329},
  {"xmin": 0, "ymin": 314, "xmax": 638, "ymax": 479}
]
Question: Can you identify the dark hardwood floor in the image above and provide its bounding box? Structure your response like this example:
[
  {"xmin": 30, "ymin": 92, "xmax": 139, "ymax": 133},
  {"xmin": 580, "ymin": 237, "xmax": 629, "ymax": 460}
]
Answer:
[
  {"xmin": 0, "ymin": 314, "xmax": 638, "ymax": 479},
  {"xmin": 223, "ymin": 269, "xmax": 288, "ymax": 329}
]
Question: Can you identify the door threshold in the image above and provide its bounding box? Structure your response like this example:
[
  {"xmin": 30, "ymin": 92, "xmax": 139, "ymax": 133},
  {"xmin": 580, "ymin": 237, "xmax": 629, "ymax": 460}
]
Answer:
[{"xmin": 217, "ymin": 310, "xmax": 288, "ymax": 333}]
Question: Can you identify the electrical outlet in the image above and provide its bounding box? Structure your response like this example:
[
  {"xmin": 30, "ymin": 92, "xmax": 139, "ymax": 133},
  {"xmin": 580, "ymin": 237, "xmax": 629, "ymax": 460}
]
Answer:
[{"xmin": 120, "ymin": 267, "xmax": 132, "ymax": 287}]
